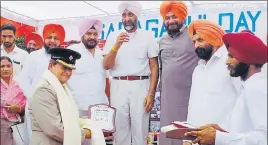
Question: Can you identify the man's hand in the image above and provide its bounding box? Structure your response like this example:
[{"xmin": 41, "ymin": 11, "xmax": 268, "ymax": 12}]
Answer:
[
  {"xmin": 200, "ymin": 124, "xmax": 227, "ymax": 133},
  {"xmin": 183, "ymin": 141, "xmax": 192, "ymax": 145},
  {"xmin": 85, "ymin": 128, "xmax": 92, "ymax": 139},
  {"xmin": 185, "ymin": 126, "xmax": 216, "ymax": 145},
  {"xmin": 144, "ymin": 94, "xmax": 154, "ymax": 112},
  {"xmin": 114, "ymin": 32, "xmax": 129, "ymax": 50},
  {"xmin": 4, "ymin": 104, "xmax": 21, "ymax": 113}
]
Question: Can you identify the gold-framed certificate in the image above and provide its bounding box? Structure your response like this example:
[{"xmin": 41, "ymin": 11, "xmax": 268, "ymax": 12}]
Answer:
[{"xmin": 88, "ymin": 104, "xmax": 116, "ymax": 133}]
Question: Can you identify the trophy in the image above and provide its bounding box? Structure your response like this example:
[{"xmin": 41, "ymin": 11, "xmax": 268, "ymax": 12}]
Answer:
[{"xmin": 88, "ymin": 104, "xmax": 116, "ymax": 133}]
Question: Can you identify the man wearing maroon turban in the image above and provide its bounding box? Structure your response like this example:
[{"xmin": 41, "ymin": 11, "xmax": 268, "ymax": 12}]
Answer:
[
  {"xmin": 159, "ymin": 2, "xmax": 199, "ymax": 145},
  {"xmin": 185, "ymin": 32, "xmax": 267, "ymax": 145}
]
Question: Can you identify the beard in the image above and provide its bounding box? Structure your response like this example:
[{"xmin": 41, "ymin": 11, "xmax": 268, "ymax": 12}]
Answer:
[
  {"xmin": 44, "ymin": 43, "xmax": 59, "ymax": 54},
  {"xmin": 228, "ymin": 62, "xmax": 249, "ymax": 80},
  {"xmin": 195, "ymin": 45, "xmax": 213, "ymax": 61},
  {"xmin": 82, "ymin": 38, "xmax": 97, "ymax": 49},
  {"xmin": 3, "ymin": 42, "xmax": 13, "ymax": 48},
  {"xmin": 165, "ymin": 21, "xmax": 183, "ymax": 35},
  {"xmin": 44, "ymin": 43, "xmax": 51, "ymax": 54},
  {"xmin": 27, "ymin": 47, "xmax": 35, "ymax": 53},
  {"xmin": 123, "ymin": 19, "xmax": 137, "ymax": 31}
]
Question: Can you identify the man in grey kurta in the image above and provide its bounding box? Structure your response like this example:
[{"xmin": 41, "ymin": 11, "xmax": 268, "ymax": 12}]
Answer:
[
  {"xmin": 159, "ymin": 2, "xmax": 199, "ymax": 145},
  {"xmin": 29, "ymin": 48, "xmax": 92, "ymax": 145}
]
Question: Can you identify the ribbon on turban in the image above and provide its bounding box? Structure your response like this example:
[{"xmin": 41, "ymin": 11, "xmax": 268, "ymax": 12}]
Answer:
[
  {"xmin": 79, "ymin": 19, "xmax": 103, "ymax": 38},
  {"xmin": 188, "ymin": 19, "xmax": 226, "ymax": 47},
  {"xmin": 160, "ymin": 1, "xmax": 187, "ymax": 22},
  {"xmin": 223, "ymin": 32, "xmax": 267, "ymax": 64},
  {"xmin": 43, "ymin": 24, "xmax": 65, "ymax": 42},
  {"xmin": 24, "ymin": 32, "xmax": 43, "ymax": 49},
  {"xmin": 118, "ymin": 1, "xmax": 142, "ymax": 17}
]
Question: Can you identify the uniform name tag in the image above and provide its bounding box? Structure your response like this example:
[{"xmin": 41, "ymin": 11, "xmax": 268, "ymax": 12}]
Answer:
[{"xmin": 13, "ymin": 60, "xmax": 21, "ymax": 65}]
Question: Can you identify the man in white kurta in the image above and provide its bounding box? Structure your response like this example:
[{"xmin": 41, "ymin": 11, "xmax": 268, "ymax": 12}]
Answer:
[
  {"xmin": 183, "ymin": 20, "xmax": 241, "ymax": 145},
  {"xmin": 17, "ymin": 24, "xmax": 66, "ymax": 145},
  {"xmin": 67, "ymin": 19, "xmax": 109, "ymax": 112},
  {"xmin": 67, "ymin": 19, "xmax": 109, "ymax": 145},
  {"xmin": 103, "ymin": 2, "xmax": 159, "ymax": 145},
  {"xmin": 1, "ymin": 23, "xmax": 29, "ymax": 78},
  {"xmin": 185, "ymin": 32, "xmax": 267, "ymax": 145}
]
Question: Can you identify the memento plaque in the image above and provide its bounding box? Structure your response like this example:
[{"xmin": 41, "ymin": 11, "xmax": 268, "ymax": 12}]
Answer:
[{"xmin": 88, "ymin": 104, "xmax": 116, "ymax": 133}]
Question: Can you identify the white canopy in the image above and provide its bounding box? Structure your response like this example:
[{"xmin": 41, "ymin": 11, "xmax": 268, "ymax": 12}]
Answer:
[{"xmin": 1, "ymin": 1, "xmax": 267, "ymax": 26}]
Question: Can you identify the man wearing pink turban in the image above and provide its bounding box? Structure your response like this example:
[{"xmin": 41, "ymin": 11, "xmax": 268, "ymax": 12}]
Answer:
[
  {"xmin": 67, "ymin": 19, "xmax": 110, "ymax": 145},
  {"xmin": 79, "ymin": 19, "xmax": 103, "ymax": 39}
]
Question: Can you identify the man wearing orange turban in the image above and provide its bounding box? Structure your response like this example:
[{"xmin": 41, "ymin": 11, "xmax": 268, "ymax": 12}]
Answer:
[
  {"xmin": 158, "ymin": 2, "xmax": 199, "ymax": 145},
  {"xmin": 17, "ymin": 23, "xmax": 66, "ymax": 145},
  {"xmin": 160, "ymin": 1, "xmax": 188, "ymax": 23},
  {"xmin": 183, "ymin": 20, "xmax": 242, "ymax": 145},
  {"xmin": 188, "ymin": 19, "xmax": 226, "ymax": 55},
  {"xmin": 185, "ymin": 32, "xmax": 267, "ymax": 145},
  {"xmin": 24, "ymin": 32, "xmax": 43, "ymax": 53},
  {"xmin": 42, "ymin": 24, "xmax": 65, "ymax": 53}
]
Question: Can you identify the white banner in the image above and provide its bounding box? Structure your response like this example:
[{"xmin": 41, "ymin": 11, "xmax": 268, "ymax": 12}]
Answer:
[{"xmin": 36, "ymin": 4, "xmax": 267, "ymax": 43}]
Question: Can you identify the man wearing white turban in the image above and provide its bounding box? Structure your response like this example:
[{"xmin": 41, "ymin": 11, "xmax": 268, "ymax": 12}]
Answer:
[
  {"xmin": 118, "ymin": 1, "xmax": 142, "ymax": 18},
  {"xmin": 67, "ymin": 19, "xmax": 110, "ymax": 145},
  {"xmin": 103, "ymin": 1, "xmax": 159, "ymax": 145}
]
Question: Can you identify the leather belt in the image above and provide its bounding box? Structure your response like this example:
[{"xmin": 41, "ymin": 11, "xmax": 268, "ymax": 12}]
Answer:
[{"xmin": 113, "ymin": 76, "xmax": 149, "ymax": 81}]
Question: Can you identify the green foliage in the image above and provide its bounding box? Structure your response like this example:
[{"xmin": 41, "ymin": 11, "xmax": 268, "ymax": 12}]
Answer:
[{"xmin": 14, "ymin": 36, "xmax": 27, "ymax": 51}]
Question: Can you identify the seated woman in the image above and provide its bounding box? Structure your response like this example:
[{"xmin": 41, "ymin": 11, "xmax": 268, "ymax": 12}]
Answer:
[{"xmin": 1, "ymin": 56, "xmax": 27, "ymax": 145}]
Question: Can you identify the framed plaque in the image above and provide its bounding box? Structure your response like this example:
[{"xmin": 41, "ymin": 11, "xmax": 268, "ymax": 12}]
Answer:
[{"xmin": 88, "ymin": 104, "xmax": 116, "ymax": 133}]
